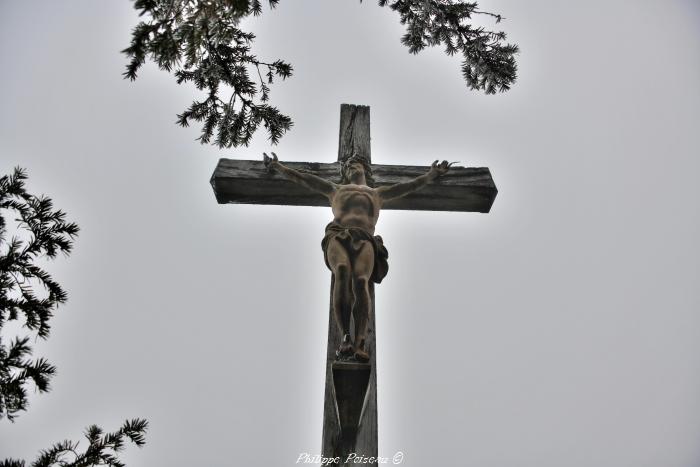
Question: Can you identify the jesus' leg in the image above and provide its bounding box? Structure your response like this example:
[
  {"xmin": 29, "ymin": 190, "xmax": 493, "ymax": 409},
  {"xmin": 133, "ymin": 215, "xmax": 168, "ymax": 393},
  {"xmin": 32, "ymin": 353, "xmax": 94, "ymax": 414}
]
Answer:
[
  {"xmin": 326, "ymin": 238, "xmax": 354, "ymax": 357},
  {"xmin": 351, "ymin": 241, "xmax": 375, "ymax": 363}
]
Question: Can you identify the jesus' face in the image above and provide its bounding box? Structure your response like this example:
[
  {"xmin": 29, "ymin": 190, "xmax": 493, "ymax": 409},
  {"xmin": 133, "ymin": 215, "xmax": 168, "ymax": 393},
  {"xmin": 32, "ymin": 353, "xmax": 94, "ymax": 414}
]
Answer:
[{"xmin": 345, "ymin": 162, "xmax": 366, "ymax": 184}]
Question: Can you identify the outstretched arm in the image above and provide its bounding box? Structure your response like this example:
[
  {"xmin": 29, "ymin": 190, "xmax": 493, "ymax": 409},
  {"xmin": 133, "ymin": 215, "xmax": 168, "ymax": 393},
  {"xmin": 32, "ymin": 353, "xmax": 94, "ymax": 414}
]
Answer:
[
  {"xmin": 377, "ymin": 160, "xmax": 452, "ymax": 202},
  {"xmin": 263, "ymin": 152, "xmax": 336, "ymax": 197}
]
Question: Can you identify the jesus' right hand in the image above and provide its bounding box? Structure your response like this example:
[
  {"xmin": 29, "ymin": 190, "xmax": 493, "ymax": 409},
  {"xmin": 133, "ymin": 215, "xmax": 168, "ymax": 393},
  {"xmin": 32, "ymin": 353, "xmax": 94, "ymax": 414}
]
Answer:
[{"xmin": 263, "ymin": 152, "xmax": 279, "ymax": 170}]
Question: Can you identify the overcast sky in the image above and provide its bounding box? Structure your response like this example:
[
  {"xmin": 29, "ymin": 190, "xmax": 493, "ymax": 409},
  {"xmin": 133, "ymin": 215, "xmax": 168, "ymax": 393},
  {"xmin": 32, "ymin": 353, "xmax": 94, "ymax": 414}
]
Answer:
[{"xmin": 1, "ymin": 1, "xmax": 699, "ymax": 466}]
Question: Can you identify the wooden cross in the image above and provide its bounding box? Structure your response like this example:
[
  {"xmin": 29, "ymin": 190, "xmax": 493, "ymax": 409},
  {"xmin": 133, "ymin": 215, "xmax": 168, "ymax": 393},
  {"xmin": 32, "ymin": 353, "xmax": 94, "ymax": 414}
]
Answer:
[{"xmin": 211, "ymin": 104, "xmax": 497, "ymax": 466}]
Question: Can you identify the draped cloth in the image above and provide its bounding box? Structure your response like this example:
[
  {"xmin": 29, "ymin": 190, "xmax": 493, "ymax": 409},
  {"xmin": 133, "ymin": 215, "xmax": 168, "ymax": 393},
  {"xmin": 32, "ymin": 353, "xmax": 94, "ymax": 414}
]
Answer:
[{"xmin": 321, "ymin": 221, "xmax": 389, "ymax": 284}]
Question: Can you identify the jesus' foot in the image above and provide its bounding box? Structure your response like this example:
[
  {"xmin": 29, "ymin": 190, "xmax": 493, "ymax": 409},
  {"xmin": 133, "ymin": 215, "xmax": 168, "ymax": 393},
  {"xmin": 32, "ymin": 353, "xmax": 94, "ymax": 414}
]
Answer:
[
  {"xmin": 336, "ymin": 334, "xmax": 355, "ymax": 359},
  {"xmin": 354, "ymin": 348, "xmax": 370, "ymax": 363},
  {"xmin": 354, "ymin": 339, "xmax": 369, "ymax": 363}
]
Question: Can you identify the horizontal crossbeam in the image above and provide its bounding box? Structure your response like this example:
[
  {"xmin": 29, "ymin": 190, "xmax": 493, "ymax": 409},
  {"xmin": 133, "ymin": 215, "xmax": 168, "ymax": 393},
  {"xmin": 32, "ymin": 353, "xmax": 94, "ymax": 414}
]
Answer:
[{"xmin": 211, "ymin": 159, "xmax": 497, "ymax": 213}]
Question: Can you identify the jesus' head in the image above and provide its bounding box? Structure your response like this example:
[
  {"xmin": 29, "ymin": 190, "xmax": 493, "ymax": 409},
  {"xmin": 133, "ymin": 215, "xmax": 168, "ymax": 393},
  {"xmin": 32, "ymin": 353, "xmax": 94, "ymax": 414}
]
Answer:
[{"xmin": 340, "ymin": 154, "xmax": 374, "ymax": 186}]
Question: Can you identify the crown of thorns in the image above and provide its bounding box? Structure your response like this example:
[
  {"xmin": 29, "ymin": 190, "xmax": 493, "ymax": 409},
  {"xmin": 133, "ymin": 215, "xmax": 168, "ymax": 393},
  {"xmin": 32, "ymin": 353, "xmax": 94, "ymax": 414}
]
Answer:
[{"xmin": 340, "ymin": 154, "xmax": 373, "ymax": 183}]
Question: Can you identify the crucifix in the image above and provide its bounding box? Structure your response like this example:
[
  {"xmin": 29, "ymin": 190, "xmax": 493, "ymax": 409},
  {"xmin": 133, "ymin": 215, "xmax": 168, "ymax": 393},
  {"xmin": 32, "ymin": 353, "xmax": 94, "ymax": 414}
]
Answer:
[{"xmin": 211, "ymin": 104, "xmax": 497, "ymax": 466}]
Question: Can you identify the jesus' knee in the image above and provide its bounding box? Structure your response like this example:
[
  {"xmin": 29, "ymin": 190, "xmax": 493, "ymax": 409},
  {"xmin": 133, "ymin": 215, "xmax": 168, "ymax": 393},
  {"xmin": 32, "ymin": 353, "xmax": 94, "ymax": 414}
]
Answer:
[
  {"xmin": 333, "ymin": 263, "xmax": 350, "ymax": 283},
  {"xmin": 352, "ymin": 276, "xmax": 370, "ymax": 295}
]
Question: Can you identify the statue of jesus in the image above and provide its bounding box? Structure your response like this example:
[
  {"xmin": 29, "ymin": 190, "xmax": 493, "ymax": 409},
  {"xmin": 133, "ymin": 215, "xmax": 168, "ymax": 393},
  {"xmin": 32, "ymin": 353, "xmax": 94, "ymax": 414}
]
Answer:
[{"xmin": 264, "ymin": 152, "xmax": 451, "ymax": 362}]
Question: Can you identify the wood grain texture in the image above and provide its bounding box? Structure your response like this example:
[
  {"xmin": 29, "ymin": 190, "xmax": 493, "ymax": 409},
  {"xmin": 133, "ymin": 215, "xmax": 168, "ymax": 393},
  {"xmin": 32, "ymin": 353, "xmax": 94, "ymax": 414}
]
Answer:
[
  {"xmin": 338, "ymin": 104, "xmax": 371, "ymax": 163},
  {"xmin": 211, "ymin": 159, "xmax": 497, "ymax": 213},
  {"xmin": 321, "ymin": 281, "xmax": 378, "ymax": 466}
]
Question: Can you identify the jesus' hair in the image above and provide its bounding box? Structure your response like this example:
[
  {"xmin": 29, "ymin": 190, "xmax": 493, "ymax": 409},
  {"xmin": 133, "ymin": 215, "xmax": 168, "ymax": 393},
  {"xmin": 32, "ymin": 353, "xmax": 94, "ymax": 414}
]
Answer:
[{"xmin": 340, "ymin": 154, "xmax": 374, "ymax": 186}]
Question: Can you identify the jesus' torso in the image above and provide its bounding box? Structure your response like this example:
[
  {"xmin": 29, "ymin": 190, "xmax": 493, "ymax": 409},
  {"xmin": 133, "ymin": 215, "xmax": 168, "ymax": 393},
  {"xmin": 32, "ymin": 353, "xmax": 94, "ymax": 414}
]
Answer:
[{"xmin": 329, "ymin": 184, "xmax": 381, "ymax": 235}]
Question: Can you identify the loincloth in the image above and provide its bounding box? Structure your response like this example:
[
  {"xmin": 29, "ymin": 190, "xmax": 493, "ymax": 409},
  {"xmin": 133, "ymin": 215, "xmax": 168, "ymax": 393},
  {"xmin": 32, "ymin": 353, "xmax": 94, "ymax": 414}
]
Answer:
[{"xmin": 321, "ymin": 221, "xmax": 389, "ymax": 284}]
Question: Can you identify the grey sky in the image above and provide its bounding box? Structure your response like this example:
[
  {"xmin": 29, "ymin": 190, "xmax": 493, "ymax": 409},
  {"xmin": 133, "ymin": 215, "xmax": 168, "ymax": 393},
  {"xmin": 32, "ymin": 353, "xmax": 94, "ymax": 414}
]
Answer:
[{"xmin": 1, "ymin": 1, "xmax": 699, "ymax": 466}]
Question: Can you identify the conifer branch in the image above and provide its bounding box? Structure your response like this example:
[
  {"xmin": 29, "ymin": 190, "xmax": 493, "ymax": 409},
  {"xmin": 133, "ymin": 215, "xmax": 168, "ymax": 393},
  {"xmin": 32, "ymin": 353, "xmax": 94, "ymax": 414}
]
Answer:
[
  {"xmin": 123, "ymin": 0, "xmax": 518, "ymax": 149},
  {"xmin": 0, "ymin": 167, "xmax": 78, "ymax": 421},
  {"xmin": 1, "ymin": 419, "xmax": 148, "ymax": 467},
  {"xmin": 123, "ymin": 0, "xmax": 292, "ymax": 148},
  {"xmin": 377, "ymin": 0, "xmax": 519, "ymax": 94},
  {"xmin": 1, "ymin": 167, "xmax": 147, "ymax": 464}
]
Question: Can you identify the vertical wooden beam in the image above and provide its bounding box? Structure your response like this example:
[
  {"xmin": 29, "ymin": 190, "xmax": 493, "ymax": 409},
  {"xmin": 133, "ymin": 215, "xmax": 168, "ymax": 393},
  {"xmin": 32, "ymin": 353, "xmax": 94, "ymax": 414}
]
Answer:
[
  {"xmin": 338, "ymin": 104, "xmax": 371, "ymax": 163},
  {"xmin": 322, "ymin": 104, "xmax": 378, "ymax": 466}
]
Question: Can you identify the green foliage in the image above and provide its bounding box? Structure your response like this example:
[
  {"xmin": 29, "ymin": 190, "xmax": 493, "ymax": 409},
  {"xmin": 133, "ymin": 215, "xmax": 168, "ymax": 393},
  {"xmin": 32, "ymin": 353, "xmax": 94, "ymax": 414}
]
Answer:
[
  {"xmin": 0, "ymin": 167, "xmax": 78, "ymax": 421},
  {"xmin": 123, "ymin": 0, "xmax": 293, "ymax": 148},
  {"xmin": 378, "ymin": 0, "xmax": 518, "ymax": 94},
  {"xmin": 0, "ymin": 168, "xmax": 147, "ymax": 466},
  {"xmin": 0, "ymin": 418, "xmax": 148, "ymax": 467},
  {"xmin": 0, "ymin": 336, "xmax": 56, "ymax": 422},
  {"xmin": 123, "ymin": 0, "xmax": 518, "ymax": 149}
]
